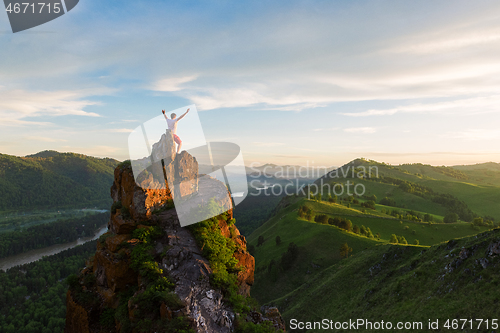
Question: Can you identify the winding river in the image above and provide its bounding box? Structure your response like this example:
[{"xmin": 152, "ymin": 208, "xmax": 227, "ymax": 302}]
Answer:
[{"xmin": 0, "ymin": 224, "xmax": 109, "ymax": 271}]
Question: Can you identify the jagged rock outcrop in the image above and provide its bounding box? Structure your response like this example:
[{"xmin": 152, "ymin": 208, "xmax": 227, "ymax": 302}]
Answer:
[{"xmin": 65, "ymin": 133, "xmax": 284, "ymax": 332}]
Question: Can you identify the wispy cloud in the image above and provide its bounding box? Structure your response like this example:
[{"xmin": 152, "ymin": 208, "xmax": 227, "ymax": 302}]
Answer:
[
  {"xmin": 24, "ymin": 136, "xmax": 67, "ymax": 142},
  {"xmin": 442, "ymin": 129, "xmax": 500, "ymax": 141},
  {"xmin": 313, "ymin": 127, "xmax": 339, "ymax": 132},
  {"xmin": 342, "ymin": 95, "xmax": 500, "ymax": 117},
  {"xmin": 344, "ymin": 127, "xmax": 377, "ymax": 134},
  {"xmin": 153, "ymin": 75, "xmax": 198, "ymax": 92},
  {"xmin": 109, "ymin": 128, "xmax": 134, "ymax": 133},
  {"xmin": 252, "ymin": 142, "xmax": 286, "ymax": 147},
  {"xmin": 384, "ymin": 27, "xmax": 500, "ymax": 55},
  {"xmin": 0, "ymin": 88, "xmax": 105, "ymax": 126}
]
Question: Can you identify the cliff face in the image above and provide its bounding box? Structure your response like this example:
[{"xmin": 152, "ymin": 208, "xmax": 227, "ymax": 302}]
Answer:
[{"xmin": 65, "ymin": 134, "xmax": 284, "ymax": 333}]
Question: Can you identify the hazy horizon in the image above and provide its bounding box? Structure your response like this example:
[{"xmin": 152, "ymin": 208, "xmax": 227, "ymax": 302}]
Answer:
[{"xmin": 4, "ymin": 148, "xmax": 499, "ymax": 169}]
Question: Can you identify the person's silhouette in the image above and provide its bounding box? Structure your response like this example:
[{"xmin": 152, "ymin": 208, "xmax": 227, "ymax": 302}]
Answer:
[{"xmin": 162, "ymin": 108, "xmax": 190, "ymax": 154}]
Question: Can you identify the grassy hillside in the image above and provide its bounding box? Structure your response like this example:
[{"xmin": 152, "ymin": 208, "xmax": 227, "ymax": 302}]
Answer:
[
  {"xmin": 316, "ymin": 158, "xmax": 500, "ymax": 221},
  {"xmin": 304, "ymin": 199, "xmax": 491, "ymax": 246},
  {"xmin": 271, "ymin": 228, "xmax": 500, "ymax": 332},
  {"xmin": 0, "ymin": 151, "xmax": 119, "ymax": 211},
  {"xmin": 248, "ymin": 193, "xmax": 499, "ymax": 331},
  {"xmin": 248, "ymin": 196, "xmax": 383, "ymax": 304}
]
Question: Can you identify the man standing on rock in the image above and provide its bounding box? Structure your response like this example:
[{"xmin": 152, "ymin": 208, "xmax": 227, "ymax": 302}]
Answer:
[{"xmin": 162, "ymin": 108, "xmax": 190, "ymax": 154}]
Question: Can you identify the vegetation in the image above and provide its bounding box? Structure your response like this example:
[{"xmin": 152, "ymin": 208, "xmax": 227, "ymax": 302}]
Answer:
[
  {"xmin": 339, "ymin": 242, "xmax": 352, "ymax": 258},
  {"xmin": 270, "ymin": 228, "xmax": 500, "ymax": 332},
  {"xmin": 123, "ymin": 225, "xmax": 192, "ymax": 332},
  {"xmin": 248, "ymin": 192, "xmax": 497, "ymax": 309},
  {"xmin": 188, "ymin": 210, "xmax": 282, "ymax": 331},
  {"xmin": 233, "ymin": 190, "xmax": 285, "ymax": 236},
  {"xmin": 0, "ymin": 241, "xmax": 97, "ymax": 333},
  {"xmin": 0, "ymin": 213, "xmax": 108, "ymax": 258},
  {"xmin": 0, "ymin": 151, "xmax": 118, "ymax": 212}
]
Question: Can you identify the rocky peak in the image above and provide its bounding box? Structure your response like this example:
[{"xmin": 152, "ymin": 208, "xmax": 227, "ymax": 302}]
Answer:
[{"xmin": 65, "ymin": 131, "xmax": 284, "ymax": 333}]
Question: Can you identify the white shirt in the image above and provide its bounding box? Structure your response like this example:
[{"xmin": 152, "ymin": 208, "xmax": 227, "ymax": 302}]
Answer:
[{"xmin": 166, "ymin": 118, "xmax": 179, "ymax": 134}]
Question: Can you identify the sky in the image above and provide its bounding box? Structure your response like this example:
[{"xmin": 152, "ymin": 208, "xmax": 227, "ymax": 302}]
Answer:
[{"xmin": 1, "ymin": 0, "xmax": 500, "ymax": 167}]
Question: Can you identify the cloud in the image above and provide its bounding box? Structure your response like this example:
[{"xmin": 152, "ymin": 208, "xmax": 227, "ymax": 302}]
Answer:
[
  {"xmin": 3, "ymin": 1, "xmax": 500, "ymax": 113},
  {"xmin": 252, "ymin": 142, "xmax": 286, "ymax": 147},
  {"xmin": 153, "ymin": 75, "xmax": 198, "ymax": 92},
  {"xmin": 313, "ymin": 127, "xmax": 339, "ymax": 132},
  {"xmin": 24, "ymin": 136, "xmax": 67, "ymax": 142},
  {"xmin": 342, "ymin": 95, "xmax": 500, "ymax": 117},
  {"xmin": 0, "ymin": 88, "xmax": 104, "ymax": 126},
  {"xmin": 344, "ymin": 127, "xmax": 377, "ymax": 134},
  {"xmin": 109, "ymin": 128, "xmax": 134, "ymax": 133},
  {"xmin": 384, "ymin": 26, "xmax": 500, "ymax": 55},
  {"xmin": 442, "ymin": 129, "xmax": 500, "ymax": 141}
]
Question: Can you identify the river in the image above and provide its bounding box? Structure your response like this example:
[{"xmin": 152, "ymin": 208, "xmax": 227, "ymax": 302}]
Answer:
[{"xmin": 0, "ymin": 224, "xmax": 109, "ymax": 271}]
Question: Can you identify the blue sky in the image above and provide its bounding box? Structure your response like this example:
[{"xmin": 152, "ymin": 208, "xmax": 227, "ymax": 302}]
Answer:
[{"xmin": 1, "ymin": 0, "xmax": 500, "ymax": 167}]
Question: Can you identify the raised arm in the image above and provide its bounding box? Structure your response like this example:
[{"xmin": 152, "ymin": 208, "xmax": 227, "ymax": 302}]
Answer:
[
  {"xmin": 177, "ymin": 108, "xmax": 190, "ymax": 121},
  {"xmin": 162, "ymin": 110, "xmax": 168, "ymax": 120}
]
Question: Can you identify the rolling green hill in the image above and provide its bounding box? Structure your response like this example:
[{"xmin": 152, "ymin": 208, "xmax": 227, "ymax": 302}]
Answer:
[
  {"xmin": 247, "ymin": 196, "xmax": 383, "ymax": 304},
  {"xmin": 247, "ymin": 195, "xmax": 493, "ymax": 305},
  {"xmin": 0, "ymin": 151, "xmax": 119, "ymax": 211},
  {"xmin": 269, "ymin": 227, "xmax": 500, "ymax": 332},
  {"xmin": 315, "ymin": 158, "xmax": 500, "ymax": 221}
]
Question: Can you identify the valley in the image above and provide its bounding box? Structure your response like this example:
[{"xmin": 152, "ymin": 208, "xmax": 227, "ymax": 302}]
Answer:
[{"xmin": 245, "ymin": 159, "xmax": 500, "ymax": 331}]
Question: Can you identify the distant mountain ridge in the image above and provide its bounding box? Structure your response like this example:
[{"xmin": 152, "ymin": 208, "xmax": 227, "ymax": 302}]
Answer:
[
  {"xmin": 246, "ymin": 163, "xmax": 336, "ymax": 179},
  {"xmin": 0, "ymin": 151, "xmax": 119, "ymax": 211}
]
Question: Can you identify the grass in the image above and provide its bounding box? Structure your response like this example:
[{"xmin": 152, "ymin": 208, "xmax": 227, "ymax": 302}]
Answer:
[
  {"xmin": 247, "ymin": 159, "xmax": 500, "ymax": 331},
  {"xmin": 304, "ymin": 199, "xmax": 491, "ymax": 246},
  {"xmin": 248, "ymin": 196, "xmax": 498, "ymax": 328},
  {"xmin": 271, "ymin": 228, "xmax": 500, "ymax": 332},
  {"xmin": 320, "ymin": 159, "xmax": 500, "ymax": 220},
  {"xmin": 248, "ymin": 197, "xmax": 384, "ymax": 304}
]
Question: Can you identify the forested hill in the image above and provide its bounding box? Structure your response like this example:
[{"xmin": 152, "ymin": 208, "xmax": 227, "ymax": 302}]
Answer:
[
  {"xmin": 315, "ymin": 158, "xmax": 500, "ymax": 222},
  {"xmin": 0, "ymin": 151, "xmax": 119, "ymax": 211}
]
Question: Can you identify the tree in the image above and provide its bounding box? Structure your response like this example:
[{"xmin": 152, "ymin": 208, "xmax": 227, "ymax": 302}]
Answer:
[
  {"xmin": 423, "ymin": 213, "xmax": 433, "ymax": 222},
  {"xmin": 443, "ymin": 212, "xmax": 459, "ymax": 223},
  {"xmin": 330, "ymin": 217, "xmax": 341, "ymax": 226},
  {"xmin": 268, "ymin": 259, "xmax": 276, "ymax": 273},
  {"xmin": 315, "ymin": 214, "xmax": 329, "ymax": 224},
  {"xmin": 340, "ymin": 219, "xmax": 353, "ymax": 232},
  {"xmin": 281, "ymin": 242, "xmax": 299, "ymax": 270},
  {"xmin": 472, "ymin": 217, "xmax": 484, "ymax": 226},
  {"xmin": 257, "ymin": 235, "xmax": 265, "ymax": 247},
  {"xmin": 413, "ymin": 239, "xmax": 419, "ymax": 245},
  {"xmin": 397, "ymin": 235, "xmax": 408, "ymax": 244},
  {"xmin": 275, "ymin": 235, "xmax": 281, "ymax": 246},
  {"xmin": 339, "ymin": 242, "xmax": 352, "ymax": 258},
  {"xmin": 380, "ymin": 197, "xmax": 396, "ymax": 206},
  {"xmin": 361, "ymin": 200, "xmax": 376, "ymax": 210},
  {"xmin": 360, "ymin": 225, "xmax": 367, "ymax": 236},
  {"xmin": 390, "ymin": 234, "xmax": 398, "ymax": 244},
  {"xmin": 353, "ymin": 225, "xmax": 360, "ymax": 234}
]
